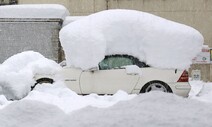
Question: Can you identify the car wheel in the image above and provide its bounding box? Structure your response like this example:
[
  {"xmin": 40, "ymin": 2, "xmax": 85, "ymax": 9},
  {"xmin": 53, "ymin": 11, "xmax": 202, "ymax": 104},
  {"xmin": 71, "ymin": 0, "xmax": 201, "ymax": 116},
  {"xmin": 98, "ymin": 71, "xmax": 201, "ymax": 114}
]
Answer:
[
  {"xmin": 140, "ymin": 81, "xmax": 172, "ymax": 93},
  {"xmin": 31, "ymin": 78, "xmax": 54, "ymax": 91}
]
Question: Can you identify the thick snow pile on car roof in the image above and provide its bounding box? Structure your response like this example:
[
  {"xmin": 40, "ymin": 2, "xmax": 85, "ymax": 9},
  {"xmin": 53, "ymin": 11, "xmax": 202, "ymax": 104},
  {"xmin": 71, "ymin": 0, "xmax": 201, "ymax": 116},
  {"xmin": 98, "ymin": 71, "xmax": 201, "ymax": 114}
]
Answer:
[
  {"xmin": 0, "ymin": 51, "xmax": 61, "ymax": 100},
  {"xmin": 0, "ymin": 4, "xmax": 69, "ymax": 19},
  {"xmin": 60, "ymin": 9, "xmax": 203, "ymax": 70}
]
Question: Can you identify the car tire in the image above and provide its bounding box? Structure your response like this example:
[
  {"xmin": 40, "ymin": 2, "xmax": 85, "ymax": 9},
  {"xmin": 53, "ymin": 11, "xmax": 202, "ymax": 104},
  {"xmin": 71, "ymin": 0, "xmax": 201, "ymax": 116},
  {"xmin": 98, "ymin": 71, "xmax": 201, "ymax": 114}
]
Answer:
[
  {"xmin": 31, "ymin": 78, "xmax": 54, "ymax": 91},
  {"xmin": 140, "ymin": 81, "xmax": 172, "ymax": 93}
]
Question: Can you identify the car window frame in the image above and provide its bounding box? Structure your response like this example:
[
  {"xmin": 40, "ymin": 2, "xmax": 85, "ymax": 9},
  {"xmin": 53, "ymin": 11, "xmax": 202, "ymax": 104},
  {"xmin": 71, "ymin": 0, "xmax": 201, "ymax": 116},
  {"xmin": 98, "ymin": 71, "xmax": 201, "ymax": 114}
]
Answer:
[{"xmin": 98, "ymin": 54, "xmax": 149, "ymax": 70}]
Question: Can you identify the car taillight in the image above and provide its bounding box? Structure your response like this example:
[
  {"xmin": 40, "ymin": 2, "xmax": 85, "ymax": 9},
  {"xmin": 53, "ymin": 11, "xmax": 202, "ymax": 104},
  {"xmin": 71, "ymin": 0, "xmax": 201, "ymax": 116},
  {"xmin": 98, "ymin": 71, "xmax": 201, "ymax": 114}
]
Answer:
[{"xmin": 177, "ymin": 70, "xmax": 189, "ymax": 82}]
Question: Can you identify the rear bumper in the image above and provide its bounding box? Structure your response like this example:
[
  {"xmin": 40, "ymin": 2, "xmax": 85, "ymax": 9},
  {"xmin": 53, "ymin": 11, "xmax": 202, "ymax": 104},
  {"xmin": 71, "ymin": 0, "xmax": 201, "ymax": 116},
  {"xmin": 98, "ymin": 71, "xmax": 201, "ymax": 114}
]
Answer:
[{"xmin": 170, "ymin": 82, "xmax": 191, "ymax": 97}]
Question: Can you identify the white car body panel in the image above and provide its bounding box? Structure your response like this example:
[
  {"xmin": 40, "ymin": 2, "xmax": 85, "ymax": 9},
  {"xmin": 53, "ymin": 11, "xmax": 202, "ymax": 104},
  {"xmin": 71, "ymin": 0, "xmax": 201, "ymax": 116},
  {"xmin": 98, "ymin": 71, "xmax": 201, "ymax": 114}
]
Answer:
[
  {"xmin": 59, "ymin": 68, "xmax": 82, "ymax": 94},
  {"xmin": 135, "ymin": 68, "xmax": 183, "ymax": 90},
  {"xmin": 133, "ymin": 68, "xmax": 190, "ymax": 96},
  {"xmin": 34, "ymin": 67, "xmax": 190, "ymax": 97},
  {"xmin": 34, "ymin": 54, "xmax": 191, "ymax": 97},
  {"xmin": 80, "ymin": 69, "xmax": 139, "ymax": 94}
]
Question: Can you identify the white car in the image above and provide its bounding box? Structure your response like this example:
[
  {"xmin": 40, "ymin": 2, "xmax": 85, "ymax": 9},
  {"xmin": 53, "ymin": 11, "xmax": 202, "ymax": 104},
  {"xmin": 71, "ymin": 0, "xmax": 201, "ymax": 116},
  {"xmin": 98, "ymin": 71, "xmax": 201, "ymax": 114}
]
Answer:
[{"xmin": 34, "ymin": 55, "xmax": 191, "ymax": 97}]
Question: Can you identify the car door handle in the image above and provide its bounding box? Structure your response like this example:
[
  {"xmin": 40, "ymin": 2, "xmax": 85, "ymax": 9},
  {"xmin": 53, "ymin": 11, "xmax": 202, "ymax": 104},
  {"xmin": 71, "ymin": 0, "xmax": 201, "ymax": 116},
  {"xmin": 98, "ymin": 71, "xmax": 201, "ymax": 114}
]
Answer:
[{"xmin": 65, "ymin": 79, "xmax": 77, "ymax": 81}]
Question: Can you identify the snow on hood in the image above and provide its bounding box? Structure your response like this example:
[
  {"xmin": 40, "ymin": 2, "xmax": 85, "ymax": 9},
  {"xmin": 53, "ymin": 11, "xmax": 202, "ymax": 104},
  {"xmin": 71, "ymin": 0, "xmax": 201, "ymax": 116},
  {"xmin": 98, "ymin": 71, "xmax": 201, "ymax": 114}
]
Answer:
[
  {"xmin": 0, "ymin": 4, "xmax": 69, "ymax": 20},
  {"xmin": 60, "ymin": 9, "xmax": 204, "ymax": 70},
  {"xmin": 0, "ymin": 51, "xmax": 61, "ymax": 100}
]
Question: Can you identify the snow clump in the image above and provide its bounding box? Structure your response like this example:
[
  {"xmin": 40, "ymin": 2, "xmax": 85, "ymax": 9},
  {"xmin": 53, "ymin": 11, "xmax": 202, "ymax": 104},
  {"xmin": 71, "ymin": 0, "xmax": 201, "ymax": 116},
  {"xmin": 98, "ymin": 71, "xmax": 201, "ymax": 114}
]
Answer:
[
  {"xmin": 0, "ymin": 4, "xmax": 69, "ymax": 20},
  {"xmin": 0, "ymin": 51, "xmax": 61, "ymax": 100}
]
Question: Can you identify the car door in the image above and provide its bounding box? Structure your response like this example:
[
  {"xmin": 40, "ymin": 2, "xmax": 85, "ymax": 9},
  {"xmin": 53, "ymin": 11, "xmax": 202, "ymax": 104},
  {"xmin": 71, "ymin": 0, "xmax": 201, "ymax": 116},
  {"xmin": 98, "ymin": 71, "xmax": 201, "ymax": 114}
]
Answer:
[{"xmin": 80, "ymin": 55, "xmax": 140, "ymax": 94}]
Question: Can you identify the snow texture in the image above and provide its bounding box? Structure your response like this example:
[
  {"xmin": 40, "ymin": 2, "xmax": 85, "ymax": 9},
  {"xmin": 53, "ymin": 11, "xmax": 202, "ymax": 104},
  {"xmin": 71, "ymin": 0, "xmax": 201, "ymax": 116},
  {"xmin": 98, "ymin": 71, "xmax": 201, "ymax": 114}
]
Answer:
[
  {"xmin": 50, "ymin": 92, "xmax": 212, "ymax": 127},
  {"xmin": 196, "ymin": 83, "xmax": 212, "ymax": 102},
  {"xmin": 60, "ymin": 9, "xmax": 204, "ymax": 70},
  {"xmin": 24, "ymin": 81, "xmax": 136, "ymax": 113},
  {"xmin": 1, "ymin": 92, "xmax": 212, "ymax": 127},
  {"xmin": 0, "ymin": 100, "xmax": 65, "ymax": 127},
  {"xmin": 0, "ymin": 95, "xmax": 10, "ymax": 109},
  {"xmin": 0, "ymin": 4, "xmax": 69, "ymax": 20},
  {"xmin": 190, "ymin": 81, "xmax": 212, "ymax": 103},
  {"xmin": 188, "ymin": 80, "xmax": 204, "ymax": 97},
  {"xmin": 62, "ymin": 16, "xmax": 85, "ymax": 27},
  {"xmin": 0, "ymin": 51, "xmax": 61, "ymax": 100}
]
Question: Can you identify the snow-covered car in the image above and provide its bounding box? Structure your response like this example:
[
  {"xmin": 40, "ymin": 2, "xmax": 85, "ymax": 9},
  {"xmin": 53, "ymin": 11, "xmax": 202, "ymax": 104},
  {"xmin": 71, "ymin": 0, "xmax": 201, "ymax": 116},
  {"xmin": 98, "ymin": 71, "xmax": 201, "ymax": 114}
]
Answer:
[{"xmin": 34, "ymin": 54, "xmax": 191, "ymax": 97}]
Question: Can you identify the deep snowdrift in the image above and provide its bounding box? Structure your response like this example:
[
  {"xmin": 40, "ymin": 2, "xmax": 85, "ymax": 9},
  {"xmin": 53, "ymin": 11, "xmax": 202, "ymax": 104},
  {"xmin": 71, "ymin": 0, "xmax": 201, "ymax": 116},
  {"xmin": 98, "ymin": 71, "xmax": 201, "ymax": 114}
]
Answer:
[
  {"xmin": 51, "ymin": 92, "xmax": 212, "ymax": 127},
  {"xmin": 24, "ymin": 81, "xmax": 136, "ymax": 113},
  {"xmin": 0, "ymin": 100, "xmax": 65, "ymax": 127},
  {"xmin": 0, "ymin": 51, "xmax": 61, "ymax": 100},
  {"xmin": 0, "ymin": 4, "xmax": 69, "ymax": 20},
  {"xmin": 1, "ymin": 92, "xmax": 212, "ymax": 127},
  {"xmin": 60, "ymin": 9, "xmax": 203, "ymax": 70}
]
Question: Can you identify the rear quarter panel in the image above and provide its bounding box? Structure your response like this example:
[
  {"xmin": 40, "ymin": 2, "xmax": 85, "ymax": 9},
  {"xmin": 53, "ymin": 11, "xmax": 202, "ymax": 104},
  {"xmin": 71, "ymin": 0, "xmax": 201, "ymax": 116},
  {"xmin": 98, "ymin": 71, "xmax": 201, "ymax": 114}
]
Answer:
[{"xmin": 134, "ymin": 68, "xmax": 184, "ymax": 92}]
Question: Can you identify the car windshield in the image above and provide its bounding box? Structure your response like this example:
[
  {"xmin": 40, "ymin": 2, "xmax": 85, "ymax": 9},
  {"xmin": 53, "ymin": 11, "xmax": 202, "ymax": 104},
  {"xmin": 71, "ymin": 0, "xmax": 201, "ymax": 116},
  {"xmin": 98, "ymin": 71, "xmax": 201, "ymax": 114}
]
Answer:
[{"xmin": 99, "ymin": 55, "xmax": 149, "ymax": 70}]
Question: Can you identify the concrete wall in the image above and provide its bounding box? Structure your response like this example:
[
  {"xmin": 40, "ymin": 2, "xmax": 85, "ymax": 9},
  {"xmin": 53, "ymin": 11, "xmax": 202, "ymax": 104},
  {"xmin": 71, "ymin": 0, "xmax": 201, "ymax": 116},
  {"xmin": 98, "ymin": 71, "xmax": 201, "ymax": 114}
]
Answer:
[
  {"xmin": 17, "ymin": 0, "xmax": 212, "ymax": 81},
  {"xmin": 0, "ymin": 0, "xmax": 17, "ymax": 5},
  {"xmin": 0, "ymin": 19, "xmax": 62, "ymax": 62}
]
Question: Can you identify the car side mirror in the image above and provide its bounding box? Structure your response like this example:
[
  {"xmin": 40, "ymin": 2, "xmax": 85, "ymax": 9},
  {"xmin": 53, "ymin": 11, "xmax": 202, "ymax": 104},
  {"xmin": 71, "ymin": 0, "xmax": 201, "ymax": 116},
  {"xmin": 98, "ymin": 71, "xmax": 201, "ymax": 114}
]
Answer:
[
  {"xmin": 59, "ymin": 60, "xmax": 67, "ymax": 67},
  {"xmin": 124, "ymin": 65, "xmax": 141, "ymax": 75},
  {"xmin": 89, "ymin": 67, "xmax": 99, "ymax": 72}
]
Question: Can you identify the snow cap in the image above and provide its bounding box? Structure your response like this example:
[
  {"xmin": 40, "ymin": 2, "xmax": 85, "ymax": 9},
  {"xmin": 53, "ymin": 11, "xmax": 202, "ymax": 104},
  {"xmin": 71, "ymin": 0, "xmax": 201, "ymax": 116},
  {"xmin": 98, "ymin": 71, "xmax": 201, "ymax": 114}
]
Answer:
[
  {"xmin": 0, "ymin": 4, "xmax": 70, "ymax": 20},
  {"xmin": 60, "ymin": 9, "xmax": 204, "ymax": 70}
]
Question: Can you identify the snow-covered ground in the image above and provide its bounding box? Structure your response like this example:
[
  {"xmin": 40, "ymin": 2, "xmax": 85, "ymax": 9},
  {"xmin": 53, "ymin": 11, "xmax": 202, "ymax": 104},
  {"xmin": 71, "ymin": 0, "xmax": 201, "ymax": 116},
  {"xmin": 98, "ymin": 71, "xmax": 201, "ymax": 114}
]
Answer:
[{"xmin": 0, "ymin": 81, "xmax": 212, "ymax": 127}]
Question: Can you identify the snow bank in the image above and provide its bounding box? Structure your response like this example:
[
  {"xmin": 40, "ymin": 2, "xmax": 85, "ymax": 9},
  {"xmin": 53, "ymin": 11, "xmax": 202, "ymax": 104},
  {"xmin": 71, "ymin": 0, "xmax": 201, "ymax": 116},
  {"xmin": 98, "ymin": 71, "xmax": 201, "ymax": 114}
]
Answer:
[
  {"xmin": 62, "ymin": 92, "xmax": 212, "ymax": 127},
  {"xmin": 189, "ymin": 80, "xmax": 204, "ymax": 97},
  {"xmin": 60, "ymin": 9, "xmax": 203, "ymax": 70},
  {"xmin": 196, "ymin": 83, "xmax": 212, "ymax": 102},
  {"xmin": 0, "ymin": 4, "xmax": 69, "ymax": 20},
  {"xmin": 24, "ymin": 81, "xmax": 136, "ymax": 113},
  {"xmin": 0, "ymin": 95, "xmax": 10, "ymax": 109},
  {"xmin": 28, "ymin": 92, "xmax": 212, "ymax": 127},
  {"xmin": 189, "ymin": 81, "xmax": 212, "ymax": 103},
  {"xmin": 0, "ymin": 82, "xmax": 212, "ymax": 126},
  {"xmin": 0, "ymin": 51, "xmax": 61, "ymax": 100},
  {"xmin": 0, "ymin": 100, "xmax": 65, "ymax": 127}
]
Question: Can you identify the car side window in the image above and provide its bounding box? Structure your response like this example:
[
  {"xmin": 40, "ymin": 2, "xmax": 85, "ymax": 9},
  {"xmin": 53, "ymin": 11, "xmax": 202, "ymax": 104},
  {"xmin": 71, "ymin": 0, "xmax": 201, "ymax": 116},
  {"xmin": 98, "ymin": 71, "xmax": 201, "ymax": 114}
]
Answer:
[
  {"xmin": 99, "ymin": 56, "xmax": 133, "ymax": 70},
  {"xmin": 99, "ymin": 55, "xmax": 150, "ymax": 70}
]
